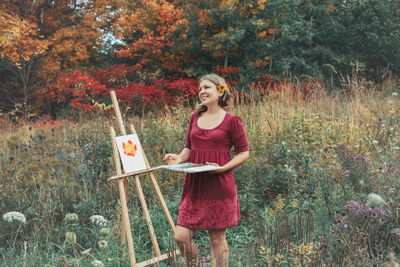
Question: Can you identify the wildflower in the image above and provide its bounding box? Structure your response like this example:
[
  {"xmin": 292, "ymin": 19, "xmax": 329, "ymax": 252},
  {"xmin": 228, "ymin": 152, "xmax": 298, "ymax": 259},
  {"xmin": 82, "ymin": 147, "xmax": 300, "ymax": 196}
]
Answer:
[
  {"xmin": 273, "ymin": 194, "xmax": 285, "ymax": 213},
  {"xmin": 81, "ymin": 248, "xmax": 92, "ymax": 257},
  {"xmin": 268, "ymin": 208, "xmax": 276, "ymax": 218},
  {"xmin": 392, "ymin": 92, "xmax": 398, "ymax": 97},
  {"xmin": 281, "ymin": 141, "xmax": 286, "ymax": 146},
  {"xmin": 284, "ymin": 164, "xmax": 289, "ymax": 168},
  {"xmin": 390, "ymin": 229, "xmax": 400, "ymax": 239},
  {"xmin": 389, "ymin": 127, "xmax": 394, "ymax": 131},
  {"xmin": 290, "ymin": 199, "xmax": 298, "ymax": 208},
  {"xmin": 64, "ymin": 213, "xmax": 79, "ymax": 224},
  {"xmin": 217, "ymin": 83, "xmax": 227, "ymax": 94},
  {"xmin": 344, "ymin": 170, "xmax": 350, "ymax": 174},
  {"xmin": 91, "ymin": 260, "xmax": 104, "ymax": 267},
  {"xmin": 90, "ymin": 215, "xmax": 107, "ymax": 227},
  {"xmin": 381, "ymin": 123, "xmax": 386, "ymax": 128},
  {"xmin": 98, "ymin": 240, "xmax": 108, "ymax": 250},
  {"xmin": 343, "ymin": 224, "xmax": 348, "ymax": 229},
  {"xmin": 367, "ymin": 193, "xmax": 386, "ymax": 208},
  {"xmin": 3, "ymin": 211, "xmax": 26, "ymax": 224},
  {"xmin": 372, "ymin": 140, "xmax": 378, "ymax": 145},
  {"xmin": 395, "ymin": 147, "xmax": 400, "ymax": 150},
  {"xmin": 65, "ymin": 232, "xmax": 77, "ymax": 245},
  {"xmin": 100, "ymin": 228, "xmax": 111, "ymax": 237}
]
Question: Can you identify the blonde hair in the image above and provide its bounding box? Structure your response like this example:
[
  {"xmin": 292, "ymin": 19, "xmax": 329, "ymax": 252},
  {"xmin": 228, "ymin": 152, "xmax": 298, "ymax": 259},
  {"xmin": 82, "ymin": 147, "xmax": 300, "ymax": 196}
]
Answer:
[{"xmin": 195, "ymin": 73, "xmax": 231, "ymax": 115}]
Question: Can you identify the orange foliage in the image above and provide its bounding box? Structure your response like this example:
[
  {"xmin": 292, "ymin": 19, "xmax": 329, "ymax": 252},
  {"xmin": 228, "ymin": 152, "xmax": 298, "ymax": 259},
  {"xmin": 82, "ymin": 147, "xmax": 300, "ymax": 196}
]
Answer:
[
  {"xmin": 113, "ymin": 0, "xmax": 186, "ymax": 71},
  {"xmin": 0, "ymin": 10, "xmax": 51, "ymax": 67}
]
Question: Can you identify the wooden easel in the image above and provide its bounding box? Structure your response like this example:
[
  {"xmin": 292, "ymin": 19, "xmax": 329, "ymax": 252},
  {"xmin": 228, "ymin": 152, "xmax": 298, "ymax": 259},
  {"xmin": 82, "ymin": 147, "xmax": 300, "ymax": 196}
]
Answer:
[{"xmin": 108, "ymin": 91, "xmax": 180, "ymax": 267}]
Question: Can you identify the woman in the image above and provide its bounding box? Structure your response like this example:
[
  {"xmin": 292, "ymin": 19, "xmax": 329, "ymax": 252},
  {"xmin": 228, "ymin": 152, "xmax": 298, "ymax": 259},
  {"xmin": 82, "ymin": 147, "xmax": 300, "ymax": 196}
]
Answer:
[{"xmin": 163, "ymin": 73, "xmax": 249, "ymax": 266}]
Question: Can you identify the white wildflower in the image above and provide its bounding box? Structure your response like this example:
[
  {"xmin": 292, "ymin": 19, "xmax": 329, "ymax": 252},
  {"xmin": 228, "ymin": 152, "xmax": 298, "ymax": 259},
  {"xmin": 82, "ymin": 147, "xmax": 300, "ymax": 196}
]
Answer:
[
  {"xmin": 392, "ymin": 92, "xmax": 398, "ymax": 97},
  {"xmin": 390, "ymin": 127, "xmax": 394, "ymax": 131},
  {"xmin": 98, "ymin": 240, "xmax": 108, "ymax": 250},
  {"xmin": 100, "ymin": 228, "xmax": 111, "ymax": 237},
  {"xmin": 65, "ymin": 232, "xmax": 77, "ymax": 245},
  {"xmin": 367, "ymin": 193, "xmax": 386, "ymax": 208},
  {"xmin": 287, "ymin": 150, "xmax": 291, "ymax": 153},
  {"xmin": 3, "ymin": 211, "xmax": 26, "ymax": 224},
  {"xmin": 281, "ymin": 141, "xmax": 286, "ymax": 146},
  {"xmin": 381, "ymin": 123, "xmax": 386, "ymax": 128},
  {"xmin": 90, "ymin": 215, "xmax": 107, "ymax": 227},
  {"xmin": 395, "ymin": 146, "xmax": 399, "ymax": 150},
  {"xmin": 372, "ymin": 140, "xmax": 378, "ymax": 145},
  {"xmin": 284, "ymin": 164, "xmax": 289, "ymax": 168},
  {"xmin": 64, "ymin": 213, "xmax": 79, "ymax": 224},
  {"xmin": 81, "ymin": 248, "xmax": 92, "ymax": 257},
  {"xmin": 91, "ymin": 260, "xmax": 104, "ymax": 267},
  {"xmin": 354, "ymin": 145, "xmax": 360, "ymax": 148}
]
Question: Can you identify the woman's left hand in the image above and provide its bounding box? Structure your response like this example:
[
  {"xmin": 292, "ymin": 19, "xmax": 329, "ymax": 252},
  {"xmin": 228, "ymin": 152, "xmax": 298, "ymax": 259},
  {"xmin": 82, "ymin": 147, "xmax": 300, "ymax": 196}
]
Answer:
[{"xmin": 206, "ymin": 162, "xmax": 226, "ymax": 174}]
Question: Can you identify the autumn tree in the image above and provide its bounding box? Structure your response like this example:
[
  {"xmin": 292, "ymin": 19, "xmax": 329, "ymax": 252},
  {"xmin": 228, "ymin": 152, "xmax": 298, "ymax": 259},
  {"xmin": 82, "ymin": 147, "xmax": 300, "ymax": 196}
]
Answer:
[
  {"xmin": 0, "ymin": 8, "xmax": 51, "ymax": 115},
  {"xmin": 112, "ymin": 0, "xmax": 187, "ymax": 77},
  {"xmin": 0, "ymin": 0, "xmax": 117, "ymax": 115}
]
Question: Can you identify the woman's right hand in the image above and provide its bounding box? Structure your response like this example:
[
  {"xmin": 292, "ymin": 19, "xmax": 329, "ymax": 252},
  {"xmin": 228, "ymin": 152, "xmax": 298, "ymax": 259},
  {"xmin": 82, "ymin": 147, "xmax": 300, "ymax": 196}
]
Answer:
[{"xmin": 163, "ymin": 153, "xmax": 181, "ymax": 165}]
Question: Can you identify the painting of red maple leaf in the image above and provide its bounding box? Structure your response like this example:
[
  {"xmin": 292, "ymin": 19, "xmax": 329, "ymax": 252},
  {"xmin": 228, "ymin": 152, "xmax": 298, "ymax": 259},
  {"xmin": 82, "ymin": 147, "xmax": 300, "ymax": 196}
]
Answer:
[{"xmin": 122, "ymin": 140, "xmax": 137, "ymax": 157}]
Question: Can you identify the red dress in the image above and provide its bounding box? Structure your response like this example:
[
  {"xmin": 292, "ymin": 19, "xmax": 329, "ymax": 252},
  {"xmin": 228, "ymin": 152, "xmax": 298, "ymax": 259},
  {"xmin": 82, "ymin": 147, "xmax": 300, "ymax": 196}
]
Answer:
[{"xmin": 177, "ymin": 112, "xmax": 249, "ymax": 229}]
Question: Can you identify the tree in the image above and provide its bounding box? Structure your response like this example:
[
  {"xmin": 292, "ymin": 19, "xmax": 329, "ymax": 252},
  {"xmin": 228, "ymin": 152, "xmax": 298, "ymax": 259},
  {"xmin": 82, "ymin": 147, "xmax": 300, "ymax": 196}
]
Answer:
[
  {"xmin": 0, "ymin": 9, "xmax": 51, "ymax": 115},
  {"xmin": 112, "ymin": 0, "xmax": 186, "ymax": 76}
]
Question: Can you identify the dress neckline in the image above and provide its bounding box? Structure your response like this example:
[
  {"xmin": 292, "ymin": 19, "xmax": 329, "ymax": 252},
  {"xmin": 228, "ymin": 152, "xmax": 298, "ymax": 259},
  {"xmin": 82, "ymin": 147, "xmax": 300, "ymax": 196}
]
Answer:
[{"xmin": 196, "ymin": 112, "xmax": 228, "ymax": 130}]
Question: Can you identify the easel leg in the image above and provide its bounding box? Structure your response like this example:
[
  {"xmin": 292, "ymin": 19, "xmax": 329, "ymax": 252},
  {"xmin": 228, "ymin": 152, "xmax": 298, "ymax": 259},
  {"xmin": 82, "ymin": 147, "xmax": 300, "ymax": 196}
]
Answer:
[
  {"xmin": 121, "ymin": 178, "xmax": 129, "ymax": 247},
  {"xmin": 111, "ymin": 127, "xmax": 136, "ymax": 266},
  {"xmin": 118, "ymin": 178, "xmax": 137, "ymax": 267}
]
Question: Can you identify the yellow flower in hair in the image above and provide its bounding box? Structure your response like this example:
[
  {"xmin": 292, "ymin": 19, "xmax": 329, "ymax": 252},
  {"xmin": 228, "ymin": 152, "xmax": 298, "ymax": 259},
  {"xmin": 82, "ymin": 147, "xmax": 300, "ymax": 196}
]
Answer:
[{"xmin": 217, "ymin": 83, "xmax": 227, "ymax": 94}]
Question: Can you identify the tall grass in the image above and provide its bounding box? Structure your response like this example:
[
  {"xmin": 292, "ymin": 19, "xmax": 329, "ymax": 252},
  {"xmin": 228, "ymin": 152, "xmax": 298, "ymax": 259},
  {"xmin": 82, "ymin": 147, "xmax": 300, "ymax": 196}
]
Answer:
[{"xmin": 1, "ymin": 75, "xmax": 399, "ymax": 266}]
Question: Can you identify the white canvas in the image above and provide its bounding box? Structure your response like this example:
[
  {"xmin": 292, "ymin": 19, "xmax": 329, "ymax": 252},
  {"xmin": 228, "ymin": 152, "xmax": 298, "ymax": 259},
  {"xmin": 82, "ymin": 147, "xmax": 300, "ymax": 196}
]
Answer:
[{"xmin": 115, "ymin": 134, "xmax": 147, "ymax": 173}]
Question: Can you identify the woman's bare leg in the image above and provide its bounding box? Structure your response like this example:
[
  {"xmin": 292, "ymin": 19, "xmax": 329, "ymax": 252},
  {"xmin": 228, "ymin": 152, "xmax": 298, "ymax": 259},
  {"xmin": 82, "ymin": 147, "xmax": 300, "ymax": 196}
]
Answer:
[
  {"xmin": 209, "ymin": 229, "xmax": 228, "ymax": 267},
  {"xmin": 174, "ymin": 226, "xmax": 197, "ymax": 264}
]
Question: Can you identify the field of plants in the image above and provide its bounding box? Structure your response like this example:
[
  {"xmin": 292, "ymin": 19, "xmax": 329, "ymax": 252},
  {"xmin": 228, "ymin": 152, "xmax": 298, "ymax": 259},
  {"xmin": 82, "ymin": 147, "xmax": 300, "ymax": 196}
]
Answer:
[{"xmin": 1, "ymin": 75, "xmax": 400, "ymax": 266}]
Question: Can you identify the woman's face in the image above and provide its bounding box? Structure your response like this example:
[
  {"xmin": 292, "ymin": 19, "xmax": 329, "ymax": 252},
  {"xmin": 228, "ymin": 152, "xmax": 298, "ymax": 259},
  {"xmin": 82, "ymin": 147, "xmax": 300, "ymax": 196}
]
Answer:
[{"xmin": 198, "ymin": 79, "xmax": 221, "ymax": 106}]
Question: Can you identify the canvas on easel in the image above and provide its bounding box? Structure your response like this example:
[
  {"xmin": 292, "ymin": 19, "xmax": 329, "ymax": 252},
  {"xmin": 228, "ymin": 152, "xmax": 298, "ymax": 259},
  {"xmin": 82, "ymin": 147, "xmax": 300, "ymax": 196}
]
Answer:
[{"xmin": 115, "ymin": 134, "xmax": 147, "ymax": 173}]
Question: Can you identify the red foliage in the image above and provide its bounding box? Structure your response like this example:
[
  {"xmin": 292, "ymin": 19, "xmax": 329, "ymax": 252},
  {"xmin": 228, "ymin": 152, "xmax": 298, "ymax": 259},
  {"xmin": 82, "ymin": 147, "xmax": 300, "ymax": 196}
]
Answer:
[
  {"xmin": 40, "ymin": 70, "xmax": 109, "ymax": 113},
  {"xmin": 156, "ymin": 78, "xmax": 198, "ymax": 106},
  {"xmin": 93, "ymin": 64, "xmax": 133, "ymax": 89},
  {"xmin": 115, "ymin": 82, "xmax": 167, "ymax": 111},
  {"xmin": 214, "ymin": 66, "xmax": 241, "ymax": 84},
  {"xmin": 38, "ymin": 64, "xmax": 321, "ymax": 116}
]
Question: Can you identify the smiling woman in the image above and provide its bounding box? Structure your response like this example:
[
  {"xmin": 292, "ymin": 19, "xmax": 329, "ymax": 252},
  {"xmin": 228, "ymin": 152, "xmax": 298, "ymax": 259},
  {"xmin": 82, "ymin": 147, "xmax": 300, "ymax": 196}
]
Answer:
[{"xmin": 163, "ymin": 73, "xmax": 249, "ymax": 266}]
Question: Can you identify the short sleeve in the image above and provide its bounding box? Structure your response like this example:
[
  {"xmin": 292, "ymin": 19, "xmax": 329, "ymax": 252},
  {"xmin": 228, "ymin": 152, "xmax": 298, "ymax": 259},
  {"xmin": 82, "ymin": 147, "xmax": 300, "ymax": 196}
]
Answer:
[
  {"xmin": 185, "ymin": 113, "xmax": 196, "ymax": 149},
  {"xmin": 230, "ymin": 115, "xmax": 249, "ymax": 153}
]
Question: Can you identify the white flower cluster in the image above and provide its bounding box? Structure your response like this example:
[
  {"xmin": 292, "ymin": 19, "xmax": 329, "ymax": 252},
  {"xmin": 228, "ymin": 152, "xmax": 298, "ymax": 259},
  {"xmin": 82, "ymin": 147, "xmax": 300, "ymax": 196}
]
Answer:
[
  {"xmin": 89, "ymin": 215, "xmax": 107, "ymax": 227},
  {"xmin": 3, "ymin": 211, "xmax": 26, "ymax": 224},
  {"xmin": 91, "ymin": 260, "xmax": 104, "ymax": 267}
]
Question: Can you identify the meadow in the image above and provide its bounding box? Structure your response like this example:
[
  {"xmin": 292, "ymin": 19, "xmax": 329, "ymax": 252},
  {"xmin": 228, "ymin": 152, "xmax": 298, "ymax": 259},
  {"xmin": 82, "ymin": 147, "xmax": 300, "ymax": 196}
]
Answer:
[{"xmin": 1, "ymin": 76, "xmax": 400, "ymax": 266}]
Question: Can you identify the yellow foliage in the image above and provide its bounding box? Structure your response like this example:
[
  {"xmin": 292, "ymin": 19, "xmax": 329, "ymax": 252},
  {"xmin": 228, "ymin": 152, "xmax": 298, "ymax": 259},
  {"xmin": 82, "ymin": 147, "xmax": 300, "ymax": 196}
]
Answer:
[
  {"xmin": 289, "ymin": 242, "xmax": 316, "ymax": 265},
  {"xmin": 0, "ymin": 11, "xmax": 51, "ymax": 65}
]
